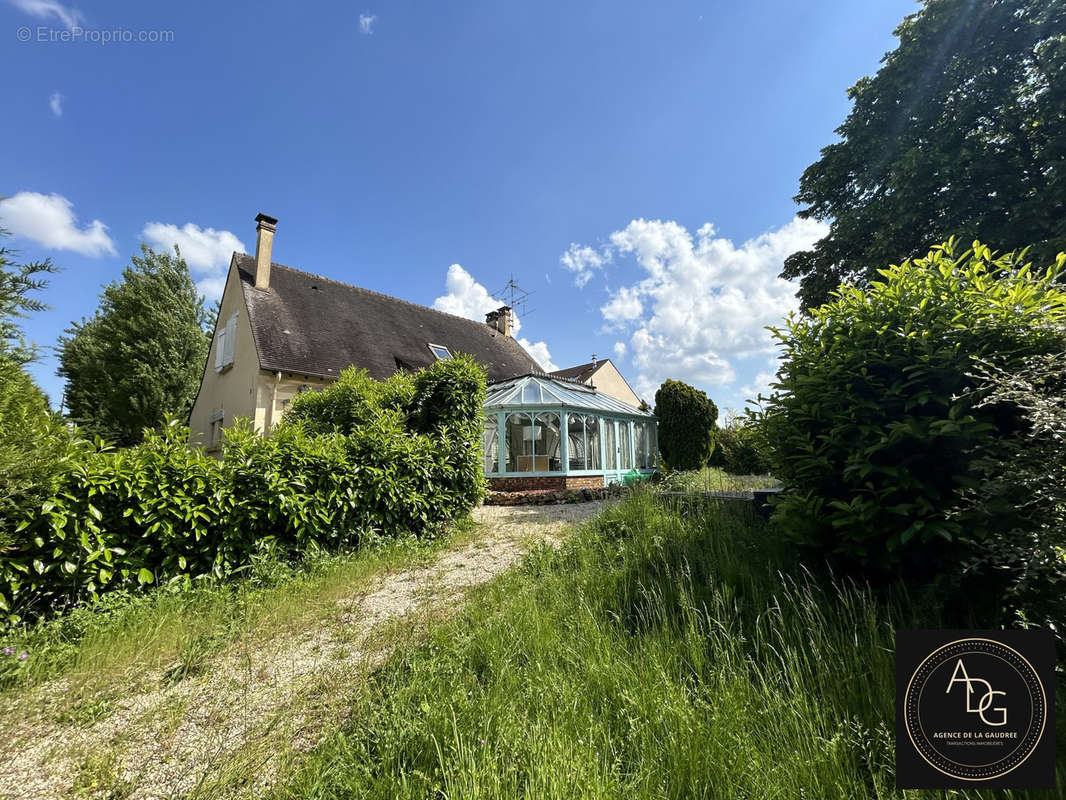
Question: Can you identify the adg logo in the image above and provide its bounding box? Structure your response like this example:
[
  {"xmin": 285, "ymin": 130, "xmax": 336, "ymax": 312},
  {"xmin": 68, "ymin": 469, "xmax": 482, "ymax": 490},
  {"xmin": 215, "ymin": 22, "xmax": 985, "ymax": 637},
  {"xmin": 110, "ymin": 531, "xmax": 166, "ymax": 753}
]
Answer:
[
  {"xmin": 896, "ymin": 630, "xmax": 1055, "ymax": 789},
  {"xmin": 946, "ymin": 658, "xmax": 1006, "ymax": 726}
]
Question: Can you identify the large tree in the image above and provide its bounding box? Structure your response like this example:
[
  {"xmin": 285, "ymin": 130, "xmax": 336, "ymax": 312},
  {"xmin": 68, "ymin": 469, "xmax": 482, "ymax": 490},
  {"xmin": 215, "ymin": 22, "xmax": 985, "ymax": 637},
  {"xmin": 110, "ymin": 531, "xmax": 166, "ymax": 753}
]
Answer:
[
  {"xmin": 58, "ymin": 245, "xmax": 210, "ymax": 445},
  {"xmin": 783, "ymin": 0, "xmax": 1066, "ymax": 309}
]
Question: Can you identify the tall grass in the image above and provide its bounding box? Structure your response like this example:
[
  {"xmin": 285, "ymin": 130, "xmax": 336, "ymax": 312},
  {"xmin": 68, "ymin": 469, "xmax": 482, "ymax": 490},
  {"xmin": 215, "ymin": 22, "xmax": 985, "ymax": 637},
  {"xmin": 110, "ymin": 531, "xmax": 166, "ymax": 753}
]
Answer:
[
  {"xmin": 281, "ymin": 490, "xmax": 1063, "ymax": 799},
  {"xmin": 657, "ymin": 466, "xmax": 778, "ymax": 492}
]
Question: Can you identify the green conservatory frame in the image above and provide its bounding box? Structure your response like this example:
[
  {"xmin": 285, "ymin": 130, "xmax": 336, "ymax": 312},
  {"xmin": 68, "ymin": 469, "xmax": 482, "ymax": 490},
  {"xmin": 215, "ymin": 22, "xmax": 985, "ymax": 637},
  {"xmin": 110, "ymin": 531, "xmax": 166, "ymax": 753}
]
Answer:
[{"xmin": 482, "ymin": 374, "xmax": 657, "ymax": 487}]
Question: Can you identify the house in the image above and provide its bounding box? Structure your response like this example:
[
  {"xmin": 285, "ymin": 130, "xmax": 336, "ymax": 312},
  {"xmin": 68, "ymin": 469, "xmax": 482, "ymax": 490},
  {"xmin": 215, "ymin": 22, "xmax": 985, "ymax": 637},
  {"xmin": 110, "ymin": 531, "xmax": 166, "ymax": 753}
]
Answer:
[
  {"xmin": 550, "ymin": 358, "xmax": 642, "ymax": 408},
  {"xmin": 189, "ymin": 213, "xmax": 657, "ymax": 489},
  {"xmin": 189, "ymin": 214, "xmax": 540, "ymax": 450}
]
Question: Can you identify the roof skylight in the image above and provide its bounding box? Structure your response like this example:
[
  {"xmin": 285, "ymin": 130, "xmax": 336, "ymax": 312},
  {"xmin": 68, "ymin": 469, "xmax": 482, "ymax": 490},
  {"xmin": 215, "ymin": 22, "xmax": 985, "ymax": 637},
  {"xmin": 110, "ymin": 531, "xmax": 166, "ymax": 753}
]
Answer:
[{"xmin": 428, "ymin": 343, "xmax": 452, "ymax": 361}]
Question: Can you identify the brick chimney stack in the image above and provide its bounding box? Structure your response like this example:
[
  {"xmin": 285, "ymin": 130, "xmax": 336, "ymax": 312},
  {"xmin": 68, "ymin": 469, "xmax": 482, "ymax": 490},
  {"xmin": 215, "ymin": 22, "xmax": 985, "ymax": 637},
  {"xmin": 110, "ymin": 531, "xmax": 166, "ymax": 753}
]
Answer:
[
  {"xmin": 485, "ymin": 306, "xmax": 512, "ymax": 337},
  {"xmin": 254, "ymin": 213, "xmax": 278, "ymax": 289}
]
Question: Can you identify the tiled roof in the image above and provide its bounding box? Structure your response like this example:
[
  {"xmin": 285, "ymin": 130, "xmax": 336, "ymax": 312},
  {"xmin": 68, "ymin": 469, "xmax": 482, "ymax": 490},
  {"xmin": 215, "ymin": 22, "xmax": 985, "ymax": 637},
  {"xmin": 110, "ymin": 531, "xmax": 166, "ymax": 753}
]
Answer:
[
  {"xmin": 235, "ymin": 254, "xmax": 542, "ymax": 382},
  {"xmin": 550, "ymin": 360, "xmax": 604, "ymax": 383}
]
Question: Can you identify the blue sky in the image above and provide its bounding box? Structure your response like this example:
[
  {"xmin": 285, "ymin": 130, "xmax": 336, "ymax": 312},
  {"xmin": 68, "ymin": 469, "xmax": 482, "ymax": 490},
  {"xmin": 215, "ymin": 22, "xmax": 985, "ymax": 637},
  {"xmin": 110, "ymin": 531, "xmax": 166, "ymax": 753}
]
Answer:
[{"xmin": 2, "ymin": 0, "xmax": 915, "ymax": 412}]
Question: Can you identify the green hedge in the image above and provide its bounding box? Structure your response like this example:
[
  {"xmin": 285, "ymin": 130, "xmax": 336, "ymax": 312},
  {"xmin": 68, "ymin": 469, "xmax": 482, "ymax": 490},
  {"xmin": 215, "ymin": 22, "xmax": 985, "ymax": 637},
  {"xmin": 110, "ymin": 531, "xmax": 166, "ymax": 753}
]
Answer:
[
  {"xmin": 0, "ymin": 356, "xmax": 487, "ymax": 624},
  {"xmin": 760, "ymin": 240, "xmax": 1066, "ymax": 575}
]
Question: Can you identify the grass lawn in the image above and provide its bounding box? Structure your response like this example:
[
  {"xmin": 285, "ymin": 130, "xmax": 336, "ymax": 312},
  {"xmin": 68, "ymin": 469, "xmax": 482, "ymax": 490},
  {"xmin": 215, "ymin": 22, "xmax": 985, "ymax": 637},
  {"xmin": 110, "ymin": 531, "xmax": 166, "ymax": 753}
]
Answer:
[
  {"xmin": 281, "ymin": 490, "xmax": 1064, "ymax": 799},
  {"xmin": 657, "ymin": 466, "xmax": 778, "ymax": 492}
]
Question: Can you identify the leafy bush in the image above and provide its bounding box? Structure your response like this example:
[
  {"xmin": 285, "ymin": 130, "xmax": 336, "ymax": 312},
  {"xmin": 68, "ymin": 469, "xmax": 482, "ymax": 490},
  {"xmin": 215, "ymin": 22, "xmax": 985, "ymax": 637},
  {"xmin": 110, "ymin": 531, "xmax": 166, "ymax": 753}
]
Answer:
[
  {"xmin": 713, "ymin": 415, "xmax": 773, "ymax": 476},
  {"xmin": 284, "ymin": 367, "xmax": 415, "ymax": 434},
  {"xmin": 953, "ymin": 352, "xmax": 1066, "ymax": 641},
  {"xmin": 760, "ymin": 241, "xmax": 1066, "ymax": 575},
  {"xmin": 653, "ymin": 379, "xmax": 718, "ymax": 471},
  {"xmin": 0, "ymin": 357, "xmax": 487, "ymax": 623},
  {"xmin": 0, "ymin": 361, "xmax": 84, "ymax": 554}
]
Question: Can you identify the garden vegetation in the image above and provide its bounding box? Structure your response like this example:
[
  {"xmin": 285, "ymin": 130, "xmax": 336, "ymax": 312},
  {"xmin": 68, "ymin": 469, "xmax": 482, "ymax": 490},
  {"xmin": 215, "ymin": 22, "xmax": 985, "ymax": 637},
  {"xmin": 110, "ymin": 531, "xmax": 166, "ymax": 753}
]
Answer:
[
  {"xmin": 0, "ymin": 357, "xmax": 487, "ymax": 624},
  {"xmin": 652, "ymin": 379, "xmax": 718, "ymax": 471},
  {"xmin": 280, "ymin": 491, "xmax": 1065, "ymax": 798},
  {"xmin": 760, "ymin": 240, "xmax": 1066, "ymax": 643}
]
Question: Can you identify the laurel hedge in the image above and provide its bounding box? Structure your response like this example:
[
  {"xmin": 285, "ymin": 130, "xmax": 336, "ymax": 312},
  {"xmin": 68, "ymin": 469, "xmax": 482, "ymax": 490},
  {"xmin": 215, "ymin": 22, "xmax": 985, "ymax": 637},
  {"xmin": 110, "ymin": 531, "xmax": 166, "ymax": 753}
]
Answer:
[
  {"xmin": 0, "ymin": 357, "xmax": 487, "ymax": 624},
  {"xmin": 760, "ymin": 241, "xmax": 1066, "ymax": 577}
]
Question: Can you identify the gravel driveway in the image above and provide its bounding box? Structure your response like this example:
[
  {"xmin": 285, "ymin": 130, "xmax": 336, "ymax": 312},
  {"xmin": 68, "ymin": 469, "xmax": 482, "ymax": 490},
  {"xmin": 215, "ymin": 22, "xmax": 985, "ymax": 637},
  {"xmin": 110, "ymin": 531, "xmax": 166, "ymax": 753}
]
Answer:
[{"xmin": 1, "ymin": 501, "xmax": 604, "ymax": 799}]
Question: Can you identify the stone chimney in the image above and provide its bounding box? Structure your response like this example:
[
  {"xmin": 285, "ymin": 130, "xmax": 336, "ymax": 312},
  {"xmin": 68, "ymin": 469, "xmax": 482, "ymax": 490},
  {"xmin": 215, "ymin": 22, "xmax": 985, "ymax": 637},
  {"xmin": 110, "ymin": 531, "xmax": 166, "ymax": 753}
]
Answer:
[
  {"xmin": 485, "ymin": 306, "xmax": 512, "ymax": 337},
  {"xmin": 254, "ymin": 213, "xmax": 278, "ymax": 289}
]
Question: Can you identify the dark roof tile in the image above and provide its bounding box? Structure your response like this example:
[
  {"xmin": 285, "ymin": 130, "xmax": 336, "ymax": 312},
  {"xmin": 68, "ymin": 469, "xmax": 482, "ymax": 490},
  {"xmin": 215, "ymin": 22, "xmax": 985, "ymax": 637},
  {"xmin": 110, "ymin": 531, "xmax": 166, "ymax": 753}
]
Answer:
[
  {"xmin": 235, "ymin": 254, "xmax": 542, "ymax": 382},
  {"xmin": 550, "ymin": 360, "xmax": 604, "ymax": 382}
]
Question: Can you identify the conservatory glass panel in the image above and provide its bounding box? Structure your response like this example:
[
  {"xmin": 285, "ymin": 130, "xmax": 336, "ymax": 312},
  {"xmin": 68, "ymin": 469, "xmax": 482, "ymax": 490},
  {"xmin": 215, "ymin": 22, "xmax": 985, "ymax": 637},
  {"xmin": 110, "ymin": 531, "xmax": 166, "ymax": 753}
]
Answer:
[
  {"xmin": 535, "ymin": 412, "xmax": 562, "ymax": 472},
  {"xmin": 619, "ymin": 422, "xmax": 632, "ymax": 469},
  {"xmin": 567, "ymin": 413, "xmax": 586, "ymax": 471},
  {"xmin": 586, "ymin": 416, "xmax": 601, "ymax": 470},
  {"xmin": 634, "ymin": 422, "xmax": 646, "ymax": 469},
  {"xmin": 483, "ymin": 417, "xmax": 498, "ymax": 473},
  {"xmin": 648, "ymin": 423, "xmax": 658, "ymax": 467},
  {"xmin": 521, "ymin": 382, "xmax": 542, "ymax": 404},
  {"xmin": 605, "ymin": 420, "xmax": 617, "ymax": 470},
  {"xmin": 505, "ymin": 412, "xmax": 532, "ymax": 472}
]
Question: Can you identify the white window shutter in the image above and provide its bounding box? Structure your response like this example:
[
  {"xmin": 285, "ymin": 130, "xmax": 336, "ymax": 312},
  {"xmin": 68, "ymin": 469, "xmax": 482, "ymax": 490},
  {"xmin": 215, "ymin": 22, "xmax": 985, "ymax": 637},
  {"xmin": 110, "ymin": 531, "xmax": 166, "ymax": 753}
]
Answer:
[
  {"xmin": 215, "ymin": 327, "xmax": 226, "ymax": 371},
  {"xmin": 223, "ymin": 313, "xmax": 237, "ymax": 367}
]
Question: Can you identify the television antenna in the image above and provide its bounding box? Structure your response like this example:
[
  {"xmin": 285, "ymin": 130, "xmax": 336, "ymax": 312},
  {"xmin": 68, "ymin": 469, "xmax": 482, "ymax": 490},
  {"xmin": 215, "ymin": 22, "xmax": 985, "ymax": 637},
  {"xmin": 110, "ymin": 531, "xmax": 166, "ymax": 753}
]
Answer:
[{"xmin": 494, "ymin": 274, "xmax": 534, "ymax": 319}]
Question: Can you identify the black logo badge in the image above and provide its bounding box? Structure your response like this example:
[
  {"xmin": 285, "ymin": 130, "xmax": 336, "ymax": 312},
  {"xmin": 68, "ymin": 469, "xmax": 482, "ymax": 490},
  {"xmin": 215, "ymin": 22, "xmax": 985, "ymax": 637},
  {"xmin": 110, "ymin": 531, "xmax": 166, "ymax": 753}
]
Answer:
[{"xmin": 896, "ymin": 630, "xmax": 1055, "ymax": 789}]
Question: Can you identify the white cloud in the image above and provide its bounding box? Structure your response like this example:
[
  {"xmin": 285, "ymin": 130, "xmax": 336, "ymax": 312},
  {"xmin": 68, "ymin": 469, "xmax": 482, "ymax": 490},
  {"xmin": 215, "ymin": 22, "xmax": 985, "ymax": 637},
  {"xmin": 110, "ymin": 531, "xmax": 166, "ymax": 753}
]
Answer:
[
  {"xmin": 739, "ymin": 366, "xmax": 779, "ymax": 406},
  {"xmin": 569, "ymin": 216, "xmax": 828, "ymax": 400},
  {"xmin": 0, "ymin": 192, "xmax": 115, "ymax": 256},
  {"xmin": 433, "ymin": 263, "xmax": 508, "ymax": 325},
  {"xmin": 613, "ymin": 341, "xmax": 626, "ymax": 358},
  {"xmin": 48, "ymin": 91, "xmax": 62, "ymax": 117},
  {"xmin": 517, "ymin": 338, "xmax": 558, "ymax": 372},
  {"xmin": 560, "ymin": 242, "xmax": 609, "ymax": 288},
  {"xmin": 433, "ymin": 263, "xmax": 558, "ymax": 372},
  {"xmin": 141, "ymin": 222, "xmax": 245, "ymax": 301},
  {"xmin": 359, "ymin": 12, "xmax": 376, "ymax": 34},
  {"xmin": 9, "ymin": 0, "xmax": 84, "ymax": 29},
  {"xmin": 600, "ymin": 285, "xmax": 643, "ymax": 324}
]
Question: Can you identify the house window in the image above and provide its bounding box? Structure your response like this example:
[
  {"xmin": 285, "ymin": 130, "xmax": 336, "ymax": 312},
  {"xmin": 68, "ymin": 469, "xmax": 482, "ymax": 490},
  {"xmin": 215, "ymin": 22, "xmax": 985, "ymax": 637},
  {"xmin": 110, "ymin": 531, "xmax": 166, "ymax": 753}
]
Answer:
[
  {"xmin": 505, "ymin": 411, "xmax": 561, "ymax": 472},
  {"xmin": 619, "ymin": 421, "xmax": 632, "ymax": 470},
  {"xmin": 567, "ymin": 414, "xmax": 602, "ymax": 471},
  {"xmin": 428, "ymin": 343, "xmax": 452, "ymax": 361},
  {"xmin": 208, "ymin": 410, "xmax": 225, "ymax": 449},
  {"xmin": 215, "ymin": 312, "xmax": 237, "ymax": 372}
]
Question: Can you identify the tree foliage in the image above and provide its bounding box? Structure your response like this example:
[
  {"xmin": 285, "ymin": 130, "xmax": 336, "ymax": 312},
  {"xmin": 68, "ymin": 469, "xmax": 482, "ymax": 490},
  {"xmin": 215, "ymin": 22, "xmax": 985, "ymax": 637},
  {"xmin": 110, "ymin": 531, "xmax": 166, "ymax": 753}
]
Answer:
[
  {"xmin": 653, "ymin": 379, "xmax": 718, "ymax": 471},
  {"xmin": 761, "ymin": 240, "xmax": 1066, "ymax": 576},
  {"xmin": 57, "ymin": 245, "xmax": 210, "ymax": 446},
  {"xmin": 0, "ymin": 227, "xmax": 56, "ymax": 368},
  {"xmin": 784, "ymin": 0, "xmax": 1066, "ymax": 309},
  {"xmin": 712, "ymin": 413, "xmax": 773, "ymax": 476},
  {"xmin": 0, "ymin": 229, "xmax": 78, "ymax": 554}
]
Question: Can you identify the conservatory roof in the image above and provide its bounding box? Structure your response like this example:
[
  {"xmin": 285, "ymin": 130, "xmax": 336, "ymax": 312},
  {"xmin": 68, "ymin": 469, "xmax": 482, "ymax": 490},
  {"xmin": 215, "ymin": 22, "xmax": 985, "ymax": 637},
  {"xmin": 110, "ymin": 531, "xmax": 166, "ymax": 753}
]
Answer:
[{"xmin": 484, "ymin": 374, "xmax": 653, "ymax": 417}]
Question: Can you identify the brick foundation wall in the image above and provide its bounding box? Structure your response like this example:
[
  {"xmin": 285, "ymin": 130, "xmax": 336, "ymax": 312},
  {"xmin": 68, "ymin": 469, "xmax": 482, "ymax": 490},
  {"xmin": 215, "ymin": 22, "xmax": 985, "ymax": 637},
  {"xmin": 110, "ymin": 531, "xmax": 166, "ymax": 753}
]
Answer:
[
  {"xmin": 488, "ymin": 474, "xmax": 606, "ymax": 492},
  {"xmin": 562, "ymin": 475, "xmax": 606, "ymax": 490}
]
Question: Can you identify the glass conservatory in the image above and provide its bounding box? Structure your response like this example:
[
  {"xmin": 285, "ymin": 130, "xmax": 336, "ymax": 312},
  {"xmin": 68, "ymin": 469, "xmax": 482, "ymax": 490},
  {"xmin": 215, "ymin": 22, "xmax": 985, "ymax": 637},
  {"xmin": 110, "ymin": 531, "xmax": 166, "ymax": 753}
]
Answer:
[{"xmin": 482, "ymin": 374, "xmax": 657, "ymax": 490}]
